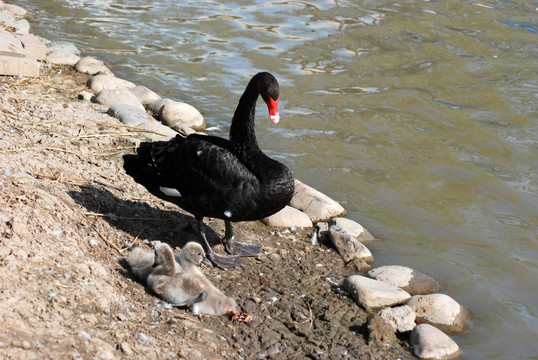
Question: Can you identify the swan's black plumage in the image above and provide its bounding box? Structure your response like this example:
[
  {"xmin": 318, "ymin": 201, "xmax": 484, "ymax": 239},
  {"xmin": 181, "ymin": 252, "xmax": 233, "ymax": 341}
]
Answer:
[{"xmin": 123, "ymin": 72, "xmax": 294, "ymax": 268}]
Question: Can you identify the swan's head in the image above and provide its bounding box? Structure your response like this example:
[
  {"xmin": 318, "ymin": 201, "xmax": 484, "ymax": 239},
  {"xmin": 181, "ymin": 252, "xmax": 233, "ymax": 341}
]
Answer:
[
  {"xmin": 180, "ymin": 242, "xmax": 208, "ymax": 267},
  {"xmin": 257, "ymin": 72, "xmax": 280, "ymax": 124}
]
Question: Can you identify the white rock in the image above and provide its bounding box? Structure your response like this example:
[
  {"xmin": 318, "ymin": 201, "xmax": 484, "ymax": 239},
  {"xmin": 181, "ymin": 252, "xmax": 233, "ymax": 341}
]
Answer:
[
  {"xmin": 410, "ymin": 324, "xmax": 461, "ymax": 359},
  {"xmin": 46, "ymin": 51, "xmax": 80, "ymax": 66},
  {"xmin": 46, "ymin": 41, "xmax": 80, "ymax": 55},
  {"xmin": 290, "ymin": 179, "xmax": 346, "ymax": 222},
  {"xmin": 147, "ymin": 98, "xmax": 175, "ymax": 114},
  {"xmin": 4, "ymin": 4, "xmax": 28, "ymax": 16},
  {"xmin": 159, "ymin": 100, "xmax": 205, "ymax": 131},
  {"xmin": 378, "ymin": 305, "xmax": 416, "ymax": 332},
  {"xmin": 328, "ymin": 224, "xmax": 373, "ymax": 263},
  {"xmin": 261, "ymin": 205, "xmax": 313, "ymax": 228},
  {"xmin": 13, "ymin": 19, "xmax": 30, "ymax": 34},
  {"xmin": 74, "ymin": 56, "xmax": 113, "ymax": 75},
  {"xmin": 368, "ymin": 265, "xmax": 442, "ymax": 295},
  {"xmin": 87, "ymin": 75, "xmax": 136, "ymax": 93},
  {"xmin": 93, "ymin": 88, "xmax": 145, "ymax": 110},
  {"xmin": 344, "ymin": 275, "xmax": 411, "ymax": 311},
  {"xmin": 128, "ymin": 85, "xmax": 161, "ymax": 105},
  {"xmin": 330, "ymin": 217, "xmax": 375, "ymax": 242},
  {"xmin": 407, "ymin": 294, "xmax": 468, "ymax": 334},
  {"xmin": 0, "ymin": 32, "xmax": 24, "ymax": 55},
  {"xmin": 107, "ymin": 104, "xmax": 152, "ymax": 126},
  {"xmin": 134, "ymin": 120, "xmax": 178, "ymax": 141}
]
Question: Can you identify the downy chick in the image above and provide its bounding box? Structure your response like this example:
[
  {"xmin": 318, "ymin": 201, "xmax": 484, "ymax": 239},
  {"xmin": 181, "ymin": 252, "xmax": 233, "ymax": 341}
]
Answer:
[{"xmin": 153, "ymin": 242, "xmax": 239, "ymax": 315}]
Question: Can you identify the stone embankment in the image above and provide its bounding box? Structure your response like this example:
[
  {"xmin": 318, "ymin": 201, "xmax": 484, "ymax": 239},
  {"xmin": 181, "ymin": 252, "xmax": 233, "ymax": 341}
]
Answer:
[{"xmin": 0, "ymin": 2, "xmax": 466, "ymax": 358}]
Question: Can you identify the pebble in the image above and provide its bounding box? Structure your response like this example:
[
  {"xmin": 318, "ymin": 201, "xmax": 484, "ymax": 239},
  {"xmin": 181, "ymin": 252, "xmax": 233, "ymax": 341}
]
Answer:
[
  {"xmin": 93, "ymin": 88, "xmax": 145, "ymax": 110},
  {"xmin": 74, "ymin": 56, "xmax": 113, "ymax": 75},
  {"xmin": 410, "ymin": 324, "xmax": 461, "ymax": 359},
  {"xmin": 378, "ymin": 305, "xmax": 416, "ymax": 332},
  {"xmin": 129, "ymin": 85, "xmax": 161, "ymax": 104},
  {"xmin": 344, "ymin": 275, "xmax": 411, "ymax": 311},
  {"xmin": 261, "ymin": 205, "xmax": 312, "ymax": 228},
  {"xmin": 407, "ymin": 293, "xmax": 468, "ymax": 334},
  {"xmin": 328, "ymin": 223, "xmax": 373, "ymax": 264},
  {"xmin": 87, "ymin": 74, "xmax": 136, "ymax": 93},
  {"xmin": 290, "ymin": 179, "xmax": 346, "ymax": 222},
  {"xmin": 107, "ymin": 104, "xmax": 153, "ymax": 126},
  {"xmin": 368, "ymin": 265, "xmax": 442, "ymax": 295}
]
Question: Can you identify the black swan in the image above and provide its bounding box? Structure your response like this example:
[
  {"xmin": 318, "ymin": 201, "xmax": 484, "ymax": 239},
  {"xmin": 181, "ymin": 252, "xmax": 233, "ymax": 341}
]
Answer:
[{"xmin": 123, "ymin": 72, "xmax": 295, "ymax": 269}]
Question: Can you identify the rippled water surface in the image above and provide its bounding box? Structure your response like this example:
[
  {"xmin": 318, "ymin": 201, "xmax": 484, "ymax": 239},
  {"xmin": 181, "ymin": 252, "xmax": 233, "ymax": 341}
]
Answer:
[{"xmin": 16, "ymin": 0, "xmax": 537, "ymax": 358}]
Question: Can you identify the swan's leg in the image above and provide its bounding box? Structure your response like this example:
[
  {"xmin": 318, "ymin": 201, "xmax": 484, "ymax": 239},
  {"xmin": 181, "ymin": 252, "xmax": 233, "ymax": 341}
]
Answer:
[
  {"xmin": 170, "ymin": 290, "xmax": 208, "ymax": 307},
  {"xmin": 223, "ymin": 220, "xmax": 263, "ymax": 257},
  {"xmin": 196, "ymin": 217, "xmax": 242, "ymax": 269}
]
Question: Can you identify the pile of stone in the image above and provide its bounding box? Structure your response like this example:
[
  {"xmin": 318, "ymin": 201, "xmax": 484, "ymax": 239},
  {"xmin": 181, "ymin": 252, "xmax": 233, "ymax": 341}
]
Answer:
[{"xmin": 1, "ymin": 4, "xmax": 467, "ymax": 358}]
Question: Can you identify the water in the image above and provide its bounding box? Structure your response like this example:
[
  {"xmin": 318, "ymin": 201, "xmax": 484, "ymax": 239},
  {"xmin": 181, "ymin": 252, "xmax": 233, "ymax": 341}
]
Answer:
[{"xmin": 16, "ymin": 0, "xmax": 537, "ymax": 358}]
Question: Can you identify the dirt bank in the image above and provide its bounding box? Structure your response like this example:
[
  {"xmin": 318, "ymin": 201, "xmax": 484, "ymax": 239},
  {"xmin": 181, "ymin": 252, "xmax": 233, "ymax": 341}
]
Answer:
[{"xmin": 0, "ymin": 65, "xmax": 415, "ymax": 359}]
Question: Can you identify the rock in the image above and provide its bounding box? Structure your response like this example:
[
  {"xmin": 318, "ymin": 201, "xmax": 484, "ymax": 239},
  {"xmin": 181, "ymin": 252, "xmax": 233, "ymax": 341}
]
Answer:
[
  {"xmin": 87, "ymin": 75, "xmax": 136, "ymax": 93},
  {"xmin": 159, "ymin": 100, "xmax": 205, "ymax": 131},
  {"xmin": 410, "ymin": 324, "xmax": 461, "ymax": 359},
  {"xmin": 147, "ymin": 98, "xmax": 174, "ymax": 115},
  {"xmin": 366, "ymin": 314, "xmax": 396, "ymax": 345},
  {"xmin": 330, "ymin": 217, "xmax": 375, "ymax": 242},
  {"xmin": 169, "ymin": 123, "xmax": 198, "ymax": 137},
  {"xmin": 14, "ymin": 33, "xmax": 47, "ymax": 60},
  {"xmin": 107, "ymin": 105, "xmax": 153, "ymax": 126},
  {"xmin": 328, "ymin": 223, "xmax": 373, "ymax": 264},
  {"xmin": 0, "ymin": 32, "xmax": 25, "ymax": 56},
  {"xmin": 93, "ymin": 88, "xmax": 145, "ymax": 110},
  {"xmin": 368, "ymin": 265, "xmax": 442, "ymax": 295},
  {"xmin": 46, "ymin": 51, "xmax": 80, "ymax": 66},
  {"xmin": 290, "ymin": 179, "xmax": 346, "ymax": 222},
  {"xmin": 46, "ymin": 41, "xmax": 80, "ymax": 56},
  {"xmin": 74, "ymin": 56, "xmax": 113, "ymax": 75},
  {"xmin": 13, "ymin": 19, "xmax": 30, "ymax": 34},
  {"xmin": 407, "ymin": 294, "xmax": 468, "ymax": 334},
  {"xmin": 344, "ymin": 275, "xmax": 411, "ymax": 311},
  {"xmin": 261, "ymin": 205, "xmax": 313, "ymax": 228},
  {"xmin": 378, "ymin": 305, "xmax": 416, "ymax": 332},
  {"xmin": 128, "ymin": 85, "xmax": 161, "ymax": 105},
  {"xmin": 134, "ymin": 119, "xmax": 179, "ymax": 141},
  {"xmin": 3, "ymin": 4, "xmax": 28, "ymax": 17}
]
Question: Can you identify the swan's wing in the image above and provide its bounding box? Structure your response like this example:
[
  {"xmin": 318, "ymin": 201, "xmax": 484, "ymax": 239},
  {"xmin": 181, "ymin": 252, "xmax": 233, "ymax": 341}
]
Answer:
[{"xmin": 152, "ymin": 136, "xmax": 262, "ymax": 219}]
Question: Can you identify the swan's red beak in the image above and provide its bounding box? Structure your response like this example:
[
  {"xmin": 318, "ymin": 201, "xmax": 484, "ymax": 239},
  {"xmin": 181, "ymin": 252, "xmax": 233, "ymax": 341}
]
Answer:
[{"xmin": 267, "ymin": 96, "xmax": 280, "ymax": 124}]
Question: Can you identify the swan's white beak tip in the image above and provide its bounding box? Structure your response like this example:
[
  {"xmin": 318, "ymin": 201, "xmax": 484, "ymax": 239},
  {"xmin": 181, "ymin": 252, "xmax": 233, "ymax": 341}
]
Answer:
[{"xmin": 270, "ymin": 114, "xmax": 280, "ymax": 124}]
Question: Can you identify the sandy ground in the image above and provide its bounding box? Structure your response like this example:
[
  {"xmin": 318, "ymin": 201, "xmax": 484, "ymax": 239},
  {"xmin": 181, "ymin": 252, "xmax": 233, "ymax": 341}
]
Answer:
[{"xmin": 0, "ymin": 65, "xmax": 415, "ymax": 359}]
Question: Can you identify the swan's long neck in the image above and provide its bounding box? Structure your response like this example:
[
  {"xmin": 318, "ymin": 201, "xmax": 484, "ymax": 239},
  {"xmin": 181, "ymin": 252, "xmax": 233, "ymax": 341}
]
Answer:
[{"xmin": 229, "ymin": 76, "xmax": 260, "ymax": 151}]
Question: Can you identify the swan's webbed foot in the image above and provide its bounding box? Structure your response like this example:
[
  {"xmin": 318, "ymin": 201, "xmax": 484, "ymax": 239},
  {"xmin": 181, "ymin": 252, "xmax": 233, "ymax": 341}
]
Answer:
[
  {"xmin": 225, "ymin": 239, "xmax": 263, "ymax": 257},
  {"xmin": 208, "ymin": 251, "xmax": 242, "ymax": 269},
  {"xmin": 223, "ymin": 220, "xmax": 263, "ymax": 257},
  {"xmin": 196, "ymin": 217, "xmax": 242, "ymax": 269}
]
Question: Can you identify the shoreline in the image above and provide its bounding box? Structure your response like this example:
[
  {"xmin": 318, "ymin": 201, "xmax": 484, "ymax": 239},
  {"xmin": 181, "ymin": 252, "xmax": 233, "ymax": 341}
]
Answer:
[{"xmin": 1, "ymin": 3, "xmax": 465, "ymax": 359}]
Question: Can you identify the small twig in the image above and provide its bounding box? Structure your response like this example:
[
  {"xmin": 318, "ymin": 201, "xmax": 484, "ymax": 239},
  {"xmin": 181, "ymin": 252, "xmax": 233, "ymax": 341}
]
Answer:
[
  {"xmin": 77, "ymin": 132, "xmax": 139, "ymax": 139},
  {"xmin": 97, "ymin": 121, "xmax": 171, "ymax": 137},
  {"xmin": 92, "ymin": 224, "xmax": 123, "ymax": 253},
  {"xmin": 83, "ymin": 211, "xmax": 164, "ymax": 222},
  {"xmin": 45, "ymin": 146, "xmax": 82, "ymax": 158}
]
